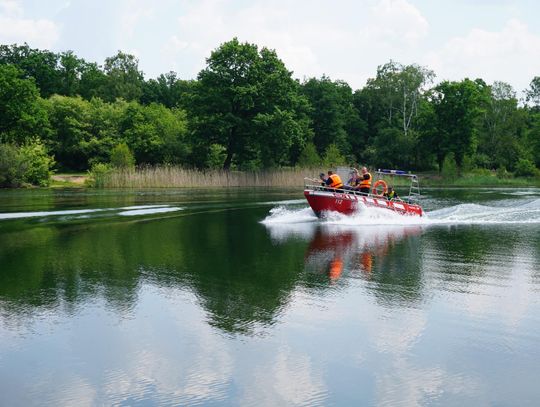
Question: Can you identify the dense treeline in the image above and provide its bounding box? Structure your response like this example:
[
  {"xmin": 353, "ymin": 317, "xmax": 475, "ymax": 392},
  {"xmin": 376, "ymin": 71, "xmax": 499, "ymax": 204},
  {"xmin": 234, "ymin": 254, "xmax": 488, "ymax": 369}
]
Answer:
[{"xmin": 1, "ymin": 39, "xmax": 539, "ymax": 186}]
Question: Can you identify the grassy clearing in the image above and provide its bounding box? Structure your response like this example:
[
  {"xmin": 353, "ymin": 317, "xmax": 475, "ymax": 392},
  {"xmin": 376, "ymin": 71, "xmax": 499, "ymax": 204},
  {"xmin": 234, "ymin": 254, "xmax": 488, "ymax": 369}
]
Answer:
[{"xmin": 50, "ymin": 174, "xmax": 87, "ymax": 188}]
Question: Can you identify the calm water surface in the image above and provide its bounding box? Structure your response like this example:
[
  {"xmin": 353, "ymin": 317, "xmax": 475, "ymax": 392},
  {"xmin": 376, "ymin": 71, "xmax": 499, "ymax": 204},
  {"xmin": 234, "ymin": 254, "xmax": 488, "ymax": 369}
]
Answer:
[{"xmin": 0, "ymin": 187, "xmax": 539, "ymax": 406}]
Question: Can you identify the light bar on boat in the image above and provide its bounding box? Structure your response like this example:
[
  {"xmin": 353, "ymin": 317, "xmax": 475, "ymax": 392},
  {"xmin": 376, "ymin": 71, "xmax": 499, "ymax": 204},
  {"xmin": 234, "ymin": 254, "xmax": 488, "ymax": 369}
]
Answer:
[{"xmin": 376, "ymin": 169, "xmax": 416, "ymax": 177}]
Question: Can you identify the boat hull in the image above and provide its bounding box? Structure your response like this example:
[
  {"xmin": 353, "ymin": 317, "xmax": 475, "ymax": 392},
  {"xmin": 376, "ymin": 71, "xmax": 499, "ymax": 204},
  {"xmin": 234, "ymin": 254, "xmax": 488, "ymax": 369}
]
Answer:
[{"xmin": 304, "ymin": 189, "xmax": 423, "ymax": 217}]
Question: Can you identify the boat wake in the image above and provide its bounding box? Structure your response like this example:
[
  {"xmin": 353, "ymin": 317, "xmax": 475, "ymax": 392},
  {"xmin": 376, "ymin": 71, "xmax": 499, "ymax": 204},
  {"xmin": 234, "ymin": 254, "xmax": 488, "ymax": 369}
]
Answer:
[
  {"xmin": 262, "ymin": 199, "xmax": 540, "ymax": 226},
  {"xmin": 0, "ymin": 205, "xmax": 183, "ymax": 221}
]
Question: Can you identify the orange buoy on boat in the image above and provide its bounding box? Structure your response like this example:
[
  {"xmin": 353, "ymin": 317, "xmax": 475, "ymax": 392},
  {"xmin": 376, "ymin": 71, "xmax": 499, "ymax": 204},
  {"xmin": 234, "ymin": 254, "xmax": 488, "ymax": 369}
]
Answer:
[{"xmin": 372, "ymin": 180, "xmax": 388, "ymax": 197}]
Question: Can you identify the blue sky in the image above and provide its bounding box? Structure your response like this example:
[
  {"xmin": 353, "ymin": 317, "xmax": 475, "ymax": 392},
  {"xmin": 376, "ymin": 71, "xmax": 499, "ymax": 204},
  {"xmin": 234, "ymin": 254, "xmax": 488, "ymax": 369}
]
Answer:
[{"xmin": 1, "ymin": 0, "xmax": 539, "ymax": 93}]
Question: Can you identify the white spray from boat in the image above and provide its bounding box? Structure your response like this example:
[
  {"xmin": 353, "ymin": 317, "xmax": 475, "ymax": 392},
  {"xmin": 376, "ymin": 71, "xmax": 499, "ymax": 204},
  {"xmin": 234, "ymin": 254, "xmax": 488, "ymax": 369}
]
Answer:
[{"xmin": 262, "ymin": 199, "xmax": 540, "ymax": 226}]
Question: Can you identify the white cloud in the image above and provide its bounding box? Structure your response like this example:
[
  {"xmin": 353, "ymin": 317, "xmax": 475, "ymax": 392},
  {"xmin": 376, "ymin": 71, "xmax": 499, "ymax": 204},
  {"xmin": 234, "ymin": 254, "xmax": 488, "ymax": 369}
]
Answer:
[
  {"xmin": 360, "ymin": 0, "xmax": 429, "ymax": 46},
  {"xmin": 160, "ymin": 0, "xmax": 429, "ymax": 87},
  {"xmin": 240, "ymin": 345, "xmax": 326, "ymax": 406},
  {"xmin": 119, "ymin": 2, "xmax": 154, "ymax": 40},
  {"xmin": 0, "ymin": 0, "xmax": 60, "ymax": 48},
  {"xmin": 425, "ymin": 18, "xmax": 540, "ymax": 91}
]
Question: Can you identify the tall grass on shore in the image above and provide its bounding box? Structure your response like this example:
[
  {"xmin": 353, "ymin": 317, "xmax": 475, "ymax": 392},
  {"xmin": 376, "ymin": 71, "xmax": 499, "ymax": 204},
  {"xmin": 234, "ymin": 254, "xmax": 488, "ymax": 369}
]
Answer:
[
  {"xmin": 89, "ymin": 165, "xmax": 540, "ymax": 189},
  {"xmin": 99, "ymin": 166, "xmax": 325, "ymax": 188}
]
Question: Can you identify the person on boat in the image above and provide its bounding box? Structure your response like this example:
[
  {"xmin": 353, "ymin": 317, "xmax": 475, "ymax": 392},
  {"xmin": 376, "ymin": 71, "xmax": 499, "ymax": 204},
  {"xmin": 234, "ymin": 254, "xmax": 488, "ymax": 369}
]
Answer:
[
  {"xmin": 358, "ymin": 167, "xmax": 372, "ymax": 195},
  {"xmin": 343, "ymin": 168, "xmax": 361, "ymax": 190},
  {"xmin": 324, "ymin": 170, "xmax": 344, "ymax": 189},
  {"xmin": 384, "ymin": 186, "xmax": 399, "ymax": 201},
  {"xmin": 319, "ymin": 173, "xmax": 326, "ymax": 186}
]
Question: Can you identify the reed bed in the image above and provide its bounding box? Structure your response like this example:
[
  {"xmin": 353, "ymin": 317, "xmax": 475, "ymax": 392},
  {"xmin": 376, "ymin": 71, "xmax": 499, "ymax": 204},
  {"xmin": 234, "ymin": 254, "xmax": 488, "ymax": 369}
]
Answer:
[
  {"xmin": 95, "ymin": 166, "xmax": 540, "ymax": 189},
  {"xmin": 101, "ymin": 166, "xmax": 325, "ymax": 188}
]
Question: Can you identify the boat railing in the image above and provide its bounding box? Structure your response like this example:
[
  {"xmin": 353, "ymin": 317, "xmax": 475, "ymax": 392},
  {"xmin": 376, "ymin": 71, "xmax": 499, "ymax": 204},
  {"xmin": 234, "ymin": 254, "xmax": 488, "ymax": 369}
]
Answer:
[
  {"xmin": 304, "ymin": 173, "xmax": 420, "ymax": 205},
  {"xmin": 303, "ymin": 178, "xmax": 411, "ymax": 204}
]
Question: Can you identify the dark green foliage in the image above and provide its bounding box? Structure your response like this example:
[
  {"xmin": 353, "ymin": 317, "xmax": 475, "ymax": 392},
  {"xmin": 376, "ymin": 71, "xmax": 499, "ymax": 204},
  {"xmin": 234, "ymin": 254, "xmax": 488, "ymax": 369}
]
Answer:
[
  {"xmin": 189, "ymin": 38, "xmax": 311, "ymax": 169},
  {"xmin": 44, "ymin": 95, "xmax": 94, "ymax": 170},
  {"xmin": 120, "ymin": 102, "xmax": 189, "ymax": 165},
  {"xmin": 0, "ymin": 44, "xmax": 61, "ymax": 97},
  {"xmin": 102, "ymin": 51, "xmax": 144, "ymax": 102},
  {"xmin": 0, "ymin": 41, "xmax": 539, "ymax": 177},
  {"xmin": 428, "ymin": 79, "xmax": 485, "ymax": 172},
  {"xmin": 0, "ymin": 143, "xmax": 26, "ymax": 187},
  {"xmin": 0, "ymin": 64, "xmax": 49, "ymax": 143},
  {"xmin": 78, "ymin": 62, "xmax": 108, "ymax": 100},
  {"xmin": 141, "ymin": 72, "xmax": 192, "ymax": 108},
  {"xmin": 302, "ymin": 77, "xmax": 352, "ymax": 156}
]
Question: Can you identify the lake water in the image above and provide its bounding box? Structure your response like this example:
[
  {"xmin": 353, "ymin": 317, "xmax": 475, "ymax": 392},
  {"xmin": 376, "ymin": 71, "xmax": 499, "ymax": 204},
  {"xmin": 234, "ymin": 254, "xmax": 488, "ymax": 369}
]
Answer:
[{"xmin": 0, "ymin": 187, "xmax": 539, "ymax": 406}]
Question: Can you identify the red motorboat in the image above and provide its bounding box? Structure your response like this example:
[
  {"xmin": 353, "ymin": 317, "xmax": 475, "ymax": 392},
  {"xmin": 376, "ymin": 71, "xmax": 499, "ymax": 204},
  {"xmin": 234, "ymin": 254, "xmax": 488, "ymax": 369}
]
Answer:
[{"xmin": 304, "ymin": 169, "xmax": 424, "ymax": 217}]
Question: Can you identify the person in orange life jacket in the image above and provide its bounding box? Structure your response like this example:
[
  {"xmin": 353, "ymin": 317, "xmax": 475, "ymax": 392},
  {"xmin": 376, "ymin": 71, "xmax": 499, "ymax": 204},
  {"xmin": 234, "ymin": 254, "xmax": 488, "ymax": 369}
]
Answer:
[
  {"xmin": 324, "ymin": 170, "xmax": 343, "ymax": 189},
  {"xmin": 384, "ymin": 186, "xmax": 399, "ymax": 201},
  {"xmin": 358, "ymin": 167, "xmax": 372, "ymax": 194}
]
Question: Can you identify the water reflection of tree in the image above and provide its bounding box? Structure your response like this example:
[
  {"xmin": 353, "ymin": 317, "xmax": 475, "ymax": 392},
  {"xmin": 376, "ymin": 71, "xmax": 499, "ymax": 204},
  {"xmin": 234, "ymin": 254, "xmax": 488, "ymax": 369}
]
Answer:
[
  {"xmin": 3, "ymin": 205, "xmax": 529, "ymax": 335},
  {"xmin": 0, "ymin": 209, "xmax": 308, "ymax": 335}
]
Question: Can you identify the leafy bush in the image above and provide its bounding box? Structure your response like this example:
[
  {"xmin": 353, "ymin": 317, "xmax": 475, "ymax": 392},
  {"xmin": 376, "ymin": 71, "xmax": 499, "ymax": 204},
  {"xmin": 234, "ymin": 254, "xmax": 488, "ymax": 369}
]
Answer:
[
  {"xmin": 496, "ymin": 166, "xmax": 511, "ymax": 178},
  {"xmin": 0, "ymin": 141, "xmax": 54, "ymax": 187},
  {"xmin": 441, "ymin": 153, "xmax": 458, "ymax": 178},
  {"xmin": 110, "ymin": 142, "xmax": 135, "ymax": 169},
  {"xmin": 297, "ymin": 142, "xmax": 321, "ymax": 167},
  {"xmin": 468, "ymin": 168, "xmax": 494, "ymax": 177},
  {"xmin": 19, "ymin": 139, "xmax": 55, "ymax": 186},
  {"xmin": 323, "ymin": 143, "xmax": 345, "ymax": 167},
  {"xmin": 87, "ymin": 163, "xmax": 112, "ymax": 188},
  {"xmin": 0, "ymin": 143, "xmax": 26, "ymax": 187},
  {"xmin": 514, "ymin": 158, "xmax": 539, "ymax": 177},
  {"xmin": 206, "ymin": 144, "xmax": 226, "ymax": 169}
]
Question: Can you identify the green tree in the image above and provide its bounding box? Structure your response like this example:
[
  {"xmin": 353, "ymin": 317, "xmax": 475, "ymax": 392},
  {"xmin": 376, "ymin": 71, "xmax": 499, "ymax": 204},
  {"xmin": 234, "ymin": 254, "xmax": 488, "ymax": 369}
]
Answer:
[
  {"xmin": 525, "ymin": 76, "xmax": 540, "ymax": 109},
  {"xmin": 189, "ymin": 38, "xmax": 311, "ymax": 169},
  {"xmin": 120, "ymin": 102, "xmax": 189, "ymax": 164},
  {"xmin": 44, "ymin": 95, "xmax": 93, "ymax": 170},
  {"xmin": 478, "ymin": 81, "xmax": 526, "ymax": 170},
  {"xmin": 141, "ymin": 72, "xmax": 192, "ymax": 108},
  {"xmin": 364, "ymin": 61, "xmax": 434, "ymax": 134},
  {"xmin": 429, "ymin": 79, "xmax": 484, "ymax": 173},
  {"xmin": 102, "ymin": 51, "xmax": 144, "ymax": 102},
  {"xmin": 58, "ymin": 50, "xmax": 85, "ymax": 96},
  {"xmin": 0, "ymin": 64, "xmax": 49, "ymax": 144},
  {"xmin": 0, "ymin": 43, "xmax": 61, "ymax": 97},
  {"xmin": 302, "ymin": 76, "xmax": 353, "ymax": 156},
  {"xmin": 79, "ymin": 62, "xmax": 108, "ymax": 100}
]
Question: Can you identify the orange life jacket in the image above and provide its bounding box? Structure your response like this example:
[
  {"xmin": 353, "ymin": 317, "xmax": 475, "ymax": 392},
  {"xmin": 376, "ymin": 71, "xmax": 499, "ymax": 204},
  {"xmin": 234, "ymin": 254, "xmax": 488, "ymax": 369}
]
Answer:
[
  {"xmin": 359, "ymin": 172, "xmax": 372, "ymax": 189},
  {"xmin": 328, "ymin": 174, "xmax": 343, "ymax": 188}
]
